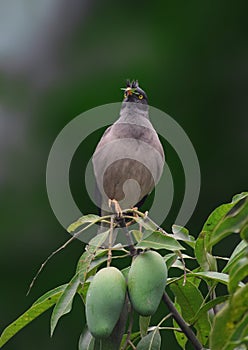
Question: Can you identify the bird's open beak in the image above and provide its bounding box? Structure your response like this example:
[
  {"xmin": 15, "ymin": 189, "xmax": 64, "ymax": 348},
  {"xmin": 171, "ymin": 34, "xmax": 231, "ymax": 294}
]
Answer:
[
  {"xmin": 125, "ymin": 87, "xmax": 133, "ymax": 96},
  {"xmin": 120, "ymin": 87, "xmax": 138, "ymax": 97}
]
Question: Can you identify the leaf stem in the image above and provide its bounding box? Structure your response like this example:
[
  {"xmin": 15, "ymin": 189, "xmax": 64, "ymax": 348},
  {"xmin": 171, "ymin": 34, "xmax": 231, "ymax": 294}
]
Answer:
[
  {"xmin": 127, "ymin": 340, "xmax": 136, "ymax": 350},
  {"xmin": 157, "ymin": 313, "xmax": 172, "ymax": 327},
  {"xmin": 162, "ymin": 292, "xmax": 203, "ymax": 350},
  {"xmin": 177, "ymin": 250, "xmax": 187, "ymax": 286},
  {"xmin": 107, "ymin": 216, "xmax": 114, "ymax": 267},
  {"xmin": 158, "ymin": 326, "xmax": 182, "ymax": 332}
]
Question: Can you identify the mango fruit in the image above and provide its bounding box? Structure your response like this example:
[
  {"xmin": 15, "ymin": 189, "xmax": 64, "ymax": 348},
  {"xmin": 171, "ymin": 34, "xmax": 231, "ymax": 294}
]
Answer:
[
  {"xmin": 86, "ymin": 266, "xmax": 126, "ymax": 338},
  {"xmin": 127, "ymin": 250, "xmax": 167, "ymax": 316}
]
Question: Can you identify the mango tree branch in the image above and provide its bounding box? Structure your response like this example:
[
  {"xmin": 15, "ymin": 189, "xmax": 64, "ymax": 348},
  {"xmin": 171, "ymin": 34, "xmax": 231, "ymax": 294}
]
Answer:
[{"xmin": 162, "ymin": 292, "xmax": 203, "ymax": 350}]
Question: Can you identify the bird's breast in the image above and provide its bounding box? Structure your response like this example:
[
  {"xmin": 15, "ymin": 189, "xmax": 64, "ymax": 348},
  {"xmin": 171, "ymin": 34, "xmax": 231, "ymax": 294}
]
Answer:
[{"xmin": 93, "ymin": 122, "xmax": 164, "ymax": 210}]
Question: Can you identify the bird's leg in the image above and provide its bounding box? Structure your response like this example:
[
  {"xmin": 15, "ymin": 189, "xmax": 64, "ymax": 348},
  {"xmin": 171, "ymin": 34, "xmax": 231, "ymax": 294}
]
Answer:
[{"xmin": 108, "ymin": 198, "xmax": 123, "ymax": 217}]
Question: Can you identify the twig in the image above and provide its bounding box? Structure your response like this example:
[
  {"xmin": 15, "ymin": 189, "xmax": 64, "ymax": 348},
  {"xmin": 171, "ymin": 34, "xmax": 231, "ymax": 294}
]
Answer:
[
  {"xmin": 26, "ymin": 235, "xmax": 75, "ymax": 296},
  {"xmin": 209, "ymin": 287, "xmax": 218, "ymax": 315},
  {"xmin": 162, "ymin": 292, "xmax": 203, "ymax": 350},
  {"xmin": 177, "ymin": 250, "xmax": 187, "ymax": 286},
  {"xmin": 118, "ymin": 218, "xmax": 136, "ymax": 256},
  {"xmin": 127, "ymin": 340, "xmax": 136, "ymax": 350},
  {"xmin": 157, "ymin": 313, "xmax": 173, "ymax": 327},
  {"xmin": 107, "ymin": 216, "xmax": 114, "ymax": 267},
  {"xmin": 26, "ymin": 215, "xmax": 112, "ymax": 295}
]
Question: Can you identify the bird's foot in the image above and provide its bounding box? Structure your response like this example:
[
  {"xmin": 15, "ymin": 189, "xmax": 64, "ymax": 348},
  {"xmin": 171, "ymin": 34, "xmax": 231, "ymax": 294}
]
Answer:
[{"xmin": 108, "ymin": 199, "xmax": 123, "ymax": 218}]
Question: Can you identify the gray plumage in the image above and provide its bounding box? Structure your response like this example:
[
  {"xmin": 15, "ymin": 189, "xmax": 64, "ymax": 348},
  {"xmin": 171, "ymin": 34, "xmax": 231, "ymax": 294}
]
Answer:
[{"xmin": 92, "ymin": 80, "xmax": 164, "ymax": 217}]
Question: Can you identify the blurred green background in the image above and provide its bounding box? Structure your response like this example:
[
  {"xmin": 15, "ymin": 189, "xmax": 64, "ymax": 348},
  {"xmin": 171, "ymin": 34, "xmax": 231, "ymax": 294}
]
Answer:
[{"xmin": 1, "ymin": 1, "xmax": 247, "ymax": 349}]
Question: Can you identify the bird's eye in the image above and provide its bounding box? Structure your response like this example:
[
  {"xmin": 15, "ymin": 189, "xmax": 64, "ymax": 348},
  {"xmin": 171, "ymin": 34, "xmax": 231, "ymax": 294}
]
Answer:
[{"xmin": 138, "ymin": 94, "xmax": 143, "ymax": 99}]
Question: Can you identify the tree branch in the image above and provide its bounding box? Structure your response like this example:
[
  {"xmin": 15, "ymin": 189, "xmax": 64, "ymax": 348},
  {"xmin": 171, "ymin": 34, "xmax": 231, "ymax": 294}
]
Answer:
[{"xmin": 162, "ymin": 292, "xmax": 203, "ymax": 350}]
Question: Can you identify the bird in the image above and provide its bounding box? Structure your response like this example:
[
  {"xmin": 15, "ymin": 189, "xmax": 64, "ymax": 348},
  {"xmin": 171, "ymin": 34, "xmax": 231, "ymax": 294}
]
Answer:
[{"xmin": 92, "ymin": 80, "xmax": 164, "ymax": 240}]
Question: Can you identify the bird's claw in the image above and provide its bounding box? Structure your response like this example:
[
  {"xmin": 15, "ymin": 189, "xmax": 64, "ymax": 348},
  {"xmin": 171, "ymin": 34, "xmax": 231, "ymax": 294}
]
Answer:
[{"xmin": 108, "ymin": 199, "xmax": 123, "ymax": 218}]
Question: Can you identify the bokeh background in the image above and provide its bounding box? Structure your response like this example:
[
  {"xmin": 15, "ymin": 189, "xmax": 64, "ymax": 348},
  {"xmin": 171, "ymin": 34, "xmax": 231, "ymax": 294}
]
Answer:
[{"xmin": 1, "ymin": 1, "xmax": 247, "ymax": 349}]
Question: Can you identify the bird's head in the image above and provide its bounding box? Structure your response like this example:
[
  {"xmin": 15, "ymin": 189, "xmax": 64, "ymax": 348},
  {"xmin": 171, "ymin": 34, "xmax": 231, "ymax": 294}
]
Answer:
[{"xmin": 121, "ymin": 79, "xmax": 148, "ymax": 104}]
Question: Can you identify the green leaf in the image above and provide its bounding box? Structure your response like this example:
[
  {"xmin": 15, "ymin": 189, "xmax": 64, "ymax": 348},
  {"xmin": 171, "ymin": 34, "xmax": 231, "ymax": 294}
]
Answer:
[
  {"xmin": 172, "ymin": 260, "xmax": 185, "ymax": 270},
  {"xmin": 203, "ymin": 202, "xmax": 235, "ymax": 234},
  {"xmin": 170, "ymin": 279, "xmax": 211, "ymax": 345},
  {"xmin": 78, "ymin": 249, "xmax": 115, "ymax": 285},
  {"xmin": 78, "ymin": 246, "xmax": 127, "ymax": 286},
  {"xmin": 0, "ymin": 284, "xmax": 67, "ymax": 347},
  {"xmin": 168, "ymin": 271, "xmax": 244, "ymax": 288},
  {"xmin": 172, "ymin": 225, "xmax": 195, "ymax": 248},
  {"xmin": 232, "ymin": 345, "xmax": 248, "ymax": 350},
  {"xmin": 121, "ymin": 332, "xmax": 140, "ymax": 349},
  {"xmin": 136, "ymin": 328, "xmax": 161, "ymax": 350},
  {"xmin": 192, "ymin": 271, "xmax": 245, "ymax": 290},
  {"xmin": 229, "ymin": 256, "xmax": 248, "ymax": 293},
  {"xmin": 181, "ymin": 253, "xmax": 195, "ymax": 260},
  {"xmin": 87, "ymin": 230, "xmax": 110, "ymax": 249},
  {"xmin": 121, "ymin": 266, "xmax": 130, "ymax": 279},
  {"xmin": 173, "ymin": 302, "xmax": 187, "ymax": 349},
  {"xmin": 196, "ymin": 193, "xmax": 248, "ymax": 256},
  {"xmin": 140, "ymin": 316, "xmax": 151, "ymax": 337},
  {"xmin": 137, "ymin": 231, "xmax": 184, "ymax": 251},
  {"xmin": 223, "ymin": 240, "xmax": 248, "ymax": 273},
  {"xmin": 50, "ymin": 273, "xmax": 80, "ymax": 336},
  {"xmin": 67, "ymin": 214, "xmax": 101, "ymax": 233},
  {"xmin": 33, "ymin": 284, "xmax": 68, "ymax": 305},
  {"xmin": 232, "ymin": 192, "xmax": 248, "ymax": 202},
  {"xmin": 190, "ymin": 295, "xmax": 229, "ymax": 324},
  {"xmin": 77, "ymin": 282, "xmax": 90, "ymax": 304},
  {"xmin": 240, "ymin": 224, "xmax": 248, "ymax": 242},
  {"xmin": 195, "ymin": 232, "xmax": 217, "ymax": 271},
  {"xmin": 172, "ymin": 225, "xmax": 189, "ymax": 236},
  {"xmin": 132, "ymin": 230, "xmax": 143, "ymax": 242},
  {"xmin": 77, "ymin": 248, "xmax": 108, "ymax": 272},
  {"xmin": 203, "ymin": 193, "xmax": 248, "ymax": 235},
  {"xmin": 224, "ymin": 313, "xmax": 248, "ymax": 350},
  {"xmin": 77, "ymin": 250, "xmax": 92, "ymax": 281},
  {"xmin": 163, "ymin": 253, "xmax": 178, "ymax": 269},
  {"xmin": 195, "ymin": 232, "xmax": 208, "ymax": 270},
  {"xmin": 206, "ymin": 195, "xmax": 248, "ymax": 249},
  {"xmin": 78, "ymin": 328, "xmax": 95, "ymax": 350},
  {"xmin": 210, "ymin": 284, "xmax": 248, "ymax": 350},
  {"xmin": 76, "ymin": 231, "xmax": 110, "ymax": 283},
  {"xmin": 86, "ymin": 255, "xmax": 108, "ymax": 276},
  {"xmin": 186, "ymin": 270, "xmax": 202, "ymax": 288},
  {"xmin": 132, "ymin": 216, "xmax": 158, "ymax": 232}
]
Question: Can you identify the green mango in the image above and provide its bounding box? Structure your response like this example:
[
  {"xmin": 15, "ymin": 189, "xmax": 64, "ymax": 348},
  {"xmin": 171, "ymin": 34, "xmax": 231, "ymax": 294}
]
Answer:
[
  {"xmin": 128, "ymin": 250, "xmax": 167, "ymax": 316},
  {"xmin": 86, "ymin": 267, "xmax": 126, "ymax": 338}
]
